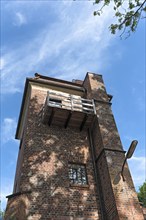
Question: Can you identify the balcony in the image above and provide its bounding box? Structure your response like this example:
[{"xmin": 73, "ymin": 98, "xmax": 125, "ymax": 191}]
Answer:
[{"xmin": 42, "ymin": 91, "xmax": 96, "ymax": 131}]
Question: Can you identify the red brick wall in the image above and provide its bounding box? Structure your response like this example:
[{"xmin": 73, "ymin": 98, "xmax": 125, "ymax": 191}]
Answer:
[
  {"xmin": 5, "ymin": 73, "xmax": 144, "ymax": 220},
  {"xmin": 4, "ymin": 193, "xmax": 30, "ymax": 220},
  {"xmin": 84, "ymin": 73, "xmax": 144, "ymax": 220},
  {"xmin": 5, "ymin": 87, "xmax": 101, "ymax": 220}
]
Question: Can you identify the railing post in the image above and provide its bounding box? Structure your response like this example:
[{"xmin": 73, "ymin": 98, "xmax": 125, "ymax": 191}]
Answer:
[
  {"xmin": 47, "ymin": 91, "xmax": 50, "ymax": 106},
  {"xmin": 92, "ymin": 99, "xmax": 96, "ymax": 115},
  {"xmin": 71, "ymin": 95, "xmax": 73, "ymax": 111},
  {"xmin": 46, "ymin": 90, "xmax": 96, "ymax": 115}
]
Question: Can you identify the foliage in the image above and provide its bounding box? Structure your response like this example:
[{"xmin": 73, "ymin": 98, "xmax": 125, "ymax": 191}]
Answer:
[
  {"xmin": 138, "ymin": 181, "xmax": 146, "ymax": 207},
  {"xmin": 0, "ymin": 200, "xmax": 5, "ymax": 218},
  {"xmin": 94, "ymin": 0, "xmax": 146, "ymax": 38},
  {"xmin": 0, "ymin": 209, "xmax": 5, "ymax": 217}
]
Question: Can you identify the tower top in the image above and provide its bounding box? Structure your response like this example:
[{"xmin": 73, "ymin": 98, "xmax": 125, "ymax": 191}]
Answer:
[{"xmin": 15, "ymin": 72, "xmax": 112, "ymax": 140}]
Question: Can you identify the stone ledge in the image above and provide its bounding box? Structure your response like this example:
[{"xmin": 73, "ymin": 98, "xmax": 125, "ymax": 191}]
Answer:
[{"xmin": 6, "ymin": 190, "xmax": 31, "ymax": 199}]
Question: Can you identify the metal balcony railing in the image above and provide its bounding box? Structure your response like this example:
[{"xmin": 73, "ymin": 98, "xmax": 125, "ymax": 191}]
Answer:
[{"xmin": 46, "ymin": 91, "xmax": 96, "ymax": 115}]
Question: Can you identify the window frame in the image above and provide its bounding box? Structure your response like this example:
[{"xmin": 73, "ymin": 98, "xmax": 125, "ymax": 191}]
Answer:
[{"xmin": 68, "ymin": 162, "xmax": 88, "ymax": 186}]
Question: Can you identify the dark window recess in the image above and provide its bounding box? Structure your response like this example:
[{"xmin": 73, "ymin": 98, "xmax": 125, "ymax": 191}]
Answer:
[
  {"xmin": 69, "ymin": 163, "xmax": 88, "ymax": 185},
  {"xmin": 49, "ymin": 98, "xmax": 62, "ymax": 107}
]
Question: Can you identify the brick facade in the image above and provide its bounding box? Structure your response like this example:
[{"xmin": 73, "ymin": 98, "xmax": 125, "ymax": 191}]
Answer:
[{"xmin": 4, "ymin": 73, "xmax": 144, "ymax": 220}]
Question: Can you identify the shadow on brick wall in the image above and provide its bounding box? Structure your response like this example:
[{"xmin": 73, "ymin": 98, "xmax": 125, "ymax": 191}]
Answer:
[
  {"xmin": 5, "ymin": 96, "xmax": 101, "ymax": 220},
  {"xmin": 4, "ymin": 95, "xmax": 143, "ymax": 220}
]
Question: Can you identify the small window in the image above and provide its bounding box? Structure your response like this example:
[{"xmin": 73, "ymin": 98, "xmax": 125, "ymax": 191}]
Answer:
[
  {"xmin": 69, "ymin": 163, "xmax": 88, "ymax": 185},
  {"xmin": 49, "ymin": 98, "xmax": 62, "ymax": 107}
]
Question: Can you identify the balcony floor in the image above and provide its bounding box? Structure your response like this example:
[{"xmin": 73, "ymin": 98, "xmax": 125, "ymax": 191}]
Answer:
[{"xmin": 42, "ymin": 106, "xmax": 95, "ymax": 131}]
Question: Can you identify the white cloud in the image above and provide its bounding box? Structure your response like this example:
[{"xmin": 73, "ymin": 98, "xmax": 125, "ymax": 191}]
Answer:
[
  {"xmin": 13, "ymin": 12, "xmax": 27, "ymax": 26},
  {"xmin": 128, "ymin": 156, "xmax": 146, "ymax": 189},
  {"xmin": 1, "ymin": 1, "xmax": 116, "ymax": 94},
  {"xmin": 0, "ymin": 58, "xmax": 5, "ymax": 70},
  {"xmin": 1, "ymin": 118, "xmax": 17, "ymax": 144}
]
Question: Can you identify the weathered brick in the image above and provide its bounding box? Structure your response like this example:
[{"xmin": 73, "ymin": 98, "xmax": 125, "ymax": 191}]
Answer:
[{"xmin": 4, "ymin": 72, "xmax": 144, "ymax": 220}]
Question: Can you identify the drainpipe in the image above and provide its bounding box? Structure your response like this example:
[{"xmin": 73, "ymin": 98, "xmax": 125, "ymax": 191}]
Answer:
[{"xmin": 88, "ymin": 128, "xmax": 106, "ymax": 220}]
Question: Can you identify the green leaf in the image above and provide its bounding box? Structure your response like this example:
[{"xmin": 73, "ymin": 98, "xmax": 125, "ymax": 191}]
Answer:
[
  {"xmin": 118, "ymin": 24, "xmax": 123, "ymax": 30},
  {"xmin": 116, "ymin": 1, "xmax": 122, "ymax": 8},
  {"xmin": 95, "ymin": 0, "xmax": 100, "ymax": 4},
  {"xmin": 125, "ymin": 18, "xmax": 132, "ymax": 26},
  {"xmin": 93, "ymin": 11, "xmax": 97, "ymax": 16},
  {"xmin": 110, "ymin": 24, "xmax": 118, "ymax": 34},
  {"xmin": 104, "ymin": 0, "xmax": 110, "ymax": 5},
  {"xmin": 135, "ymin": 0, "xmax": 141, "ymax": 7},
  {"xmin": 143, "ymin": 6, "xmax": 146, "ymax": 12},
  {"xmin": 131, "ymin": 19, "xmax": 137, "ymax": 32},
  {"xmin": 94, "ymin": 11, "xmax": 101, "ymax": 16},
  {"xmin": 135, "ymin": 11, "xmax": 140, "ymax": 18},
  {"xmin": 115, "ymin": 11, "xmax": 122, "ymax": 17},
  {"xmin": 138, "ymin": 181, "xmax": 146, "ymax": 207},
  {"xmin": 129, "ymin": 2, "xmax": 135, "ymax": 9}
]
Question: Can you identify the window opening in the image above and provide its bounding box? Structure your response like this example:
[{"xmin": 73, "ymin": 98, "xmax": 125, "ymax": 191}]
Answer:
[
  {"xmin": 69, "ymin": 163, "xmax": 88, "ymax": 185},
  {"xmin": 49, "ymin": 98, "xmax": 62, "ymax": 107}
]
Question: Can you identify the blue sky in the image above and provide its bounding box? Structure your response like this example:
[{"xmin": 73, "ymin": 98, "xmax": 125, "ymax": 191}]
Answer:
[{"xmin": 0, "ymin": 1, "xmax": 145, "ymax": 210}]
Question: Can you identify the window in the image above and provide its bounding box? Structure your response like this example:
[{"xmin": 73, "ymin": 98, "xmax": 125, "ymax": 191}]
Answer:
[
  {"xmin": 49, "ymin": 98, "xmax": 62, "ymax": 107},
  {"xmin": 69, "ymin": 163, "xmax": 88, "ymax": 185}
]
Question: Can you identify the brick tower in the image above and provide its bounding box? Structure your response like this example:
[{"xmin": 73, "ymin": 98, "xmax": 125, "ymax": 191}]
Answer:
[{"xmin": 4, "ymin": 72, "xmax": 144, "ymax": 220}]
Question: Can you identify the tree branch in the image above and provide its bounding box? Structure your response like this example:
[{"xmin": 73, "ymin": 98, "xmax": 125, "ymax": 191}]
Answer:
[{"xmin": 119, "ymin": 0, "xmax": 146, "ymax": 28}]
